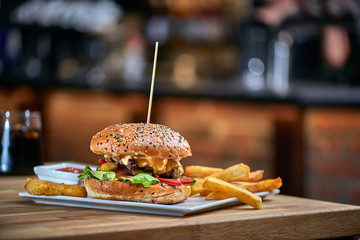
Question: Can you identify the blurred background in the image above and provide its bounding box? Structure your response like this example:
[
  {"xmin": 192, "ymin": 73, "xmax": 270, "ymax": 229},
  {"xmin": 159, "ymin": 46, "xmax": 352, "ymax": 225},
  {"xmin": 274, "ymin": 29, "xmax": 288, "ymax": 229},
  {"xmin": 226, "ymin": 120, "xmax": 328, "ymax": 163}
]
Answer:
[{"xmin": 0, "ymin": 0, "xmax": 359, "ymax": 205}]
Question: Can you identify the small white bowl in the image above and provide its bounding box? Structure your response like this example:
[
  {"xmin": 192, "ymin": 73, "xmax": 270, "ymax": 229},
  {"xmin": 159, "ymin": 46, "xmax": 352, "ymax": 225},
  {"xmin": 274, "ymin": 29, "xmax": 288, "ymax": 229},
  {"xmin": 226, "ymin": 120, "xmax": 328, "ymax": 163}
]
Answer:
[{"xmin": 34, "ymin": 163, "xmax": 96, "ymax": 185}]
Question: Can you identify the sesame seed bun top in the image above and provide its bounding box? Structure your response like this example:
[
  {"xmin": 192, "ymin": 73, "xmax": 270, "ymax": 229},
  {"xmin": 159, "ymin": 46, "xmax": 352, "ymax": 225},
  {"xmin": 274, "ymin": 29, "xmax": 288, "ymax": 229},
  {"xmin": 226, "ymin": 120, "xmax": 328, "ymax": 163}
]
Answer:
[{"xmin": 90, "ymin": 123, "xmax": 192, "ymax": 160}]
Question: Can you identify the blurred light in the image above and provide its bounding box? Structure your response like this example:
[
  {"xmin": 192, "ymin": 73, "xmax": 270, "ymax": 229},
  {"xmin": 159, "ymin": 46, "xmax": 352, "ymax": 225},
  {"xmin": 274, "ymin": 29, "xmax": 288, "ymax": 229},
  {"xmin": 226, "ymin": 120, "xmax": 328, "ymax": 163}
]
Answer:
[
  {"xmin": 25, "ymin": 58, "xmax": 41, "ymax": 79},
  {"xmin": 278, "ymin": 31, "xmax": 293, "ymax": 46},
  {"xmin": 11, "ymin": 0, "xmax": 123, "ymax": 34},
  {"xmin": 1, "ymin": 111, "xmax": 11, "ymax": 172},
  {"xmin": 243, "ymin": 70, "xmax": 265, "ymax": 91},
  {"xmin": 184, "ymin": 18, "xmax": 224, "ymax": 44},
  {"xmin": 248, "ymin": 58, "xmax": 265, "ymax": 76},
  {"xmin": 57, "ymin": 58, "xmax": 79, "ymax": 79},
  {"xmin": 272, "ymin": 40, "xmax": 290, "ymax": 95},
  {"xmin": 275, "ymin": 40, "xmax": 290, "ymax": 58},
  {"xmin": 122, "ymin": 53, "xmax": 145, "ymax": 83},
  {"xmin": 146, "ymin": 16, "xmax": 170, "ymax": 45},
  {"xmin": 5, "ymin": 29, "xmax": 22, "ymax": 59},
  {"xmin": 122, "ymin": 34, "xmax": 146, "ymax": 84},
  {"xmin": 102, "ymin": 52, "xmax": 122, "ymax": 76},
  {"xmin": 87, "ymin": 66, "xmax": 106, "ymax": 87},
  {"xmin": 242, "ymin": 58, "xmax": 265, "ymax": 91},
  {"xmin": 57, "ymin": 58, "xmax": 80, "ymax": 80},
  {"xmin": 25, "ymin": 109, "xmax": 31, "ymax": 128},
  {"xmin": 173, "ymin": 54, "xmax": 198, "ymax": 89}
]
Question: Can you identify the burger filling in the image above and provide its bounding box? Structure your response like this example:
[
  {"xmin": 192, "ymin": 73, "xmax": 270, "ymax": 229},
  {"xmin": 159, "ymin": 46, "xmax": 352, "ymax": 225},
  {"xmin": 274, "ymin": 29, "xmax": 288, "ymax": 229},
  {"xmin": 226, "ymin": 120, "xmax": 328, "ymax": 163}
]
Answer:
[
  {"xmin": 100, "ymin": 153, "xmax": 184, "ymax": 179},
  {"xmin": 79, "ymin": 156, "xmax": 195, "ymax": 188}
]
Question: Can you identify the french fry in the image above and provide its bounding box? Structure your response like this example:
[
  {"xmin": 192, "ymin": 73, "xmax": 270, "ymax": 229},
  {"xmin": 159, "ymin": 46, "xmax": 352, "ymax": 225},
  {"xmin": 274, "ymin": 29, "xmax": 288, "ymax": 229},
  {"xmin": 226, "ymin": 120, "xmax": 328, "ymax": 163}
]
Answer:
[
  {"xmin": 211, "ymin": 163, "xmax": 250, "ymax": 182},
  {"xmin": 190, "ymin": 178, "xmax": 207, "ymax": 195},
  {"xmin": 245, "ymin": 170, "xmax": 264, "ymax": 182},
  {"xmin": 199, "ymin": 189, "xmax": 212, "ymax": 196},
  {"xmin": 190, "ymin": 163, "xmax": 250, "ymax": 195},
  {"xmin": 205, "ymin": 191, "xmax": 232, "ymax": 200},
  {"xmin": 186, "ymin": 164, "xmax": 264, "ymax": 182},
  {"xmin": 25, "ymin": 178, "xmax": 87, "ymax": 198},
  {"xmin": 231, "ymin": 177, "xmax": 282, "ymax": 193},
  {"xmin": 185, "ymin": 165, "xmax": 223, "ymax": 178},
  {"xmin": 203, "ymin": 177, "xmax": 262, "ymax": 209}
]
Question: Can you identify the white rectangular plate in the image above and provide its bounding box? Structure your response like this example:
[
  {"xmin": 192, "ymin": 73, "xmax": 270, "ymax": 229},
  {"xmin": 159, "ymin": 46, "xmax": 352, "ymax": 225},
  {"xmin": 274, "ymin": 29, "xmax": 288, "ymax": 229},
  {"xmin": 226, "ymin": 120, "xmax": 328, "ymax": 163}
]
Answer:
[{"xmin": 19, "ymin": 189, "xmax": 279, "ymax": 217}]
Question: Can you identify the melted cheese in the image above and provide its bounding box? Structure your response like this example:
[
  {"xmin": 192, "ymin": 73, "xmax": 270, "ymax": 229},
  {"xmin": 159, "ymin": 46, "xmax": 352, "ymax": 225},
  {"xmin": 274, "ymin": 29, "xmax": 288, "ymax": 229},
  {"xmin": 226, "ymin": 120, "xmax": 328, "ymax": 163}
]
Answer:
[
  {"xmin": 108, "ymin": 152, "xmax": 183, "ymax": 175},
  {"xmin": 134, "ymin": 157, "xmax": 183, "ymax": 175},
  {"xmin": 119, "ymin": 155, "xmax": 132, "ymax": 166}
]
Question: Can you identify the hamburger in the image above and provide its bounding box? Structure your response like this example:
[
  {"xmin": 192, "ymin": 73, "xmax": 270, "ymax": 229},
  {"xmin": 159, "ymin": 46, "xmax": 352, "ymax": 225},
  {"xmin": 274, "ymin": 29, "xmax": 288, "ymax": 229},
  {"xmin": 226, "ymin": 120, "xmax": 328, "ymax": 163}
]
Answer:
[{"xmin": 79, "ymin": 123, "xmax": 194, "ymax": 204}]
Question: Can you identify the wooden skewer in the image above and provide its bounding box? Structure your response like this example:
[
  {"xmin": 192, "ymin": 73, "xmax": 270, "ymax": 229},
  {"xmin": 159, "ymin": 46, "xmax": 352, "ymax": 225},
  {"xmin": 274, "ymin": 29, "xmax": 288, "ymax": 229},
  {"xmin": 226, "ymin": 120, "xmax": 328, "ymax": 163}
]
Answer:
[{"xmin": 147, "ymin": 41, "xmax": 159, "ymax": 124}]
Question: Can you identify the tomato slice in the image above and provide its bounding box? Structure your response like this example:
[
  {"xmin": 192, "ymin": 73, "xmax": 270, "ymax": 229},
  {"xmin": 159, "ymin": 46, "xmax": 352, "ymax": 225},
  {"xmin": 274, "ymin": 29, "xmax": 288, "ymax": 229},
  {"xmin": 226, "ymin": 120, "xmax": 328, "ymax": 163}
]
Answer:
[
  {"xmin": 180, "ymin": 177, "xmax": 195, "ymax": 185},
  {"xmin": 156, "ymin": 177, "xmax": 195, "ymax": 186},
  {"xmin": 99, "ymin": 159, "xmax": 106, "ymax": 164},
  {"xmin": 114, "ymin": 169, "xmax": 133, "ymax": 178},
  {"xmin": 156, "ymin": 177, "xmax": 182, "ymax": 186}
]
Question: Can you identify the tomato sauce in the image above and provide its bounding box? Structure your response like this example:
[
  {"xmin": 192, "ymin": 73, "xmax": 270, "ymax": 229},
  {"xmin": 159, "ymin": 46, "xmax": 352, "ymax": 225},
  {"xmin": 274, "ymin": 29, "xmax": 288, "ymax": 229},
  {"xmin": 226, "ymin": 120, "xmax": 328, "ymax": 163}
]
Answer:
[{"xmin": 57, "ymin": 167, "xmax": 83, "ymax": 174}]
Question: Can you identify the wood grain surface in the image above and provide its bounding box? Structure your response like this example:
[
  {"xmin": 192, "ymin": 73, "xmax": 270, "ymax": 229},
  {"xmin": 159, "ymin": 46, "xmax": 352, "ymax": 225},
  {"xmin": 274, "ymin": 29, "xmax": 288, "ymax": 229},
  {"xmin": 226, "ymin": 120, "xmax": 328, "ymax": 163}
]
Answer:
[{"xmin": 0, "ymin": 176, "xmax": 359, "ymax": 240}]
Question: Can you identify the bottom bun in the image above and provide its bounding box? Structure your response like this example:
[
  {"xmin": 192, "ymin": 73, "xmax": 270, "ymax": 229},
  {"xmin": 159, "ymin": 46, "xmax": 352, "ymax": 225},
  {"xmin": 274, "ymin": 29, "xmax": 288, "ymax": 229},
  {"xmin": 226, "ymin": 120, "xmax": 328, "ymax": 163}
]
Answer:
[{"xmin": 84, "ymin": 178, "xmax": 191, "ymax": 204}]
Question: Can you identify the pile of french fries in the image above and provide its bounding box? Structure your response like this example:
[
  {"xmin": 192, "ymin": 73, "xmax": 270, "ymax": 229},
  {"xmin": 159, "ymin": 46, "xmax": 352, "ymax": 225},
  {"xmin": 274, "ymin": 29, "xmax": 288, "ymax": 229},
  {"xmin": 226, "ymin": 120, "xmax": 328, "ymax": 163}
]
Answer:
[{"xmin": 185, "ymin": 163, "xmax": 282, "ymax": 209}]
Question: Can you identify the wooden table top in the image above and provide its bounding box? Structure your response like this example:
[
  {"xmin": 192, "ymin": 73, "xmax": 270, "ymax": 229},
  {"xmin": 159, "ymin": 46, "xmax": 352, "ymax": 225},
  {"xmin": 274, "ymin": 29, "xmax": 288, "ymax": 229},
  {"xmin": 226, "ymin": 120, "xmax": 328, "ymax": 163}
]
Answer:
[{"xmin": 1, "ymin": 175, "xmax": 359, "ymax": 240}]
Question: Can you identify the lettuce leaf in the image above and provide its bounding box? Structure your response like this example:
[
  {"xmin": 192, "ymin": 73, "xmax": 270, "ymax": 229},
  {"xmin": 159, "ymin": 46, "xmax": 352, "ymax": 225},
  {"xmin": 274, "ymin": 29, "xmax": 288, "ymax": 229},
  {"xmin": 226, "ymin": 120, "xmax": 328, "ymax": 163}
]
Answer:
[
  {"xmin": 116, "ymin": 173, "xmax": 160, "ymax": 187},
  {"xmin": 78, "ymin": 166, "xmax": 159, "ymax": 187},
  {"xmin": 78, "ymin": 166, "xmax": 115, "ymax": 181},
  {"xmin": 180, "ymin": 175, "xmax": 197, "ymax": 186}
]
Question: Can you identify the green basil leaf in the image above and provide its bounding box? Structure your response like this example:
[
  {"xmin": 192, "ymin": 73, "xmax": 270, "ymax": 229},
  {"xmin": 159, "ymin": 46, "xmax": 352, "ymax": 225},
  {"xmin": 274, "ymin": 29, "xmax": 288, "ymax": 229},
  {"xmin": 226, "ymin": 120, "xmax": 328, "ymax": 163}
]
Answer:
[
  {"xmin": 116, "ymin": 173, "xmax": 160, "ymax": 187},
  {"xmin": 78, "ymin": 165, "xmax": 115, "ymax": 181}
]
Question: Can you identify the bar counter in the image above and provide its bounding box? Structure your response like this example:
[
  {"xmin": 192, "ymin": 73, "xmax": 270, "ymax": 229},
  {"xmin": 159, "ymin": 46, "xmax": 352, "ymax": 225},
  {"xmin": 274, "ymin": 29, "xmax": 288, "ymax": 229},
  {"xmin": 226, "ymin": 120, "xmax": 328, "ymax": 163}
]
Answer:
[{"xmin": 0, "ymin": 175, "xmax": 359, "ymax": 240}]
